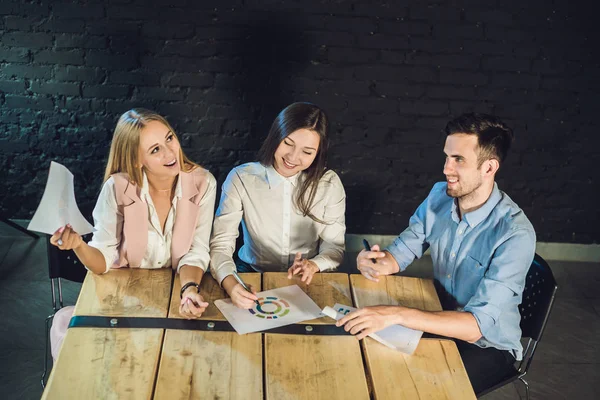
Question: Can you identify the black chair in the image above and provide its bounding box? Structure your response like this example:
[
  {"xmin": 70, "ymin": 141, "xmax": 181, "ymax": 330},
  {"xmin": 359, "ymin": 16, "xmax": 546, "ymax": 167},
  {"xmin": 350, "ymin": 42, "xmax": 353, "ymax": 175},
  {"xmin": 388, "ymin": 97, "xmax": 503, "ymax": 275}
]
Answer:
[
  {"xmin": 0, "ymin": 214, "xmax": 39, "ymax": 239},
  {"xmin": 41, "ymin": 233, "xmax": 90, "ymax": 388},
  {"xmin": 479, "ymin": 254, "xmax": 558, "ymax": 399}
]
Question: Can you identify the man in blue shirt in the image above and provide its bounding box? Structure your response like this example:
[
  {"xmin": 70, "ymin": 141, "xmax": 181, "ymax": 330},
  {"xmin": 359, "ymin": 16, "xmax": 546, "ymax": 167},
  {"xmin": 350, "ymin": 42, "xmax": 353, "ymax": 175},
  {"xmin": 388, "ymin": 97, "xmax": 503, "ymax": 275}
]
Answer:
[{"xmin": 338, "ymin": 113, "xmax": 536, "ymax": 395}]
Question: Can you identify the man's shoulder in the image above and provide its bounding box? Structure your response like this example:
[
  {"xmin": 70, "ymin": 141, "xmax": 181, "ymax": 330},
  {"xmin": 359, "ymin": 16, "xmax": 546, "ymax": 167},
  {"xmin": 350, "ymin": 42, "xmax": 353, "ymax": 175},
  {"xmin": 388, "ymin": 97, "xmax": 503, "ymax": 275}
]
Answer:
[
  {"xmin": 426, "ymin": 182, "xmax": 452, "ymax": 206},
  {"xmin": 494, "ymin": 191, "xmax": 536, "ymax": 238}
]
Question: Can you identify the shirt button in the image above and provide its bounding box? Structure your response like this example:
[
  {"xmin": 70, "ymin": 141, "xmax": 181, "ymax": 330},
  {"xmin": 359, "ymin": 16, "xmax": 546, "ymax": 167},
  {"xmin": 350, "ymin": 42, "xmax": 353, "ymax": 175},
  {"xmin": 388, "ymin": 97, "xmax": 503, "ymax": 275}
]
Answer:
[
  {"xmin": 447, "ymin": 274, "xmax": 451, "ymax": 279},
  {"xmin": 451, "ymin": 252, "xmax": 456, "ymax": 258},
  {"xmin": 458, "ymin": 230, "xmax": 463, "ymax": 235}
]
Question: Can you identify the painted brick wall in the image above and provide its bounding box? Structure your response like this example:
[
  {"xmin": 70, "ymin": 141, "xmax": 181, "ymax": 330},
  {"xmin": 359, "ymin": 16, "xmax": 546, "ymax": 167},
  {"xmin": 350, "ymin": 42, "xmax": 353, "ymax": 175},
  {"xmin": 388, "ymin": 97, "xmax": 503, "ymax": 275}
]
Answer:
[{"xmin": 1, "ymin": 0, "xmax": 598, "ymax": 243}]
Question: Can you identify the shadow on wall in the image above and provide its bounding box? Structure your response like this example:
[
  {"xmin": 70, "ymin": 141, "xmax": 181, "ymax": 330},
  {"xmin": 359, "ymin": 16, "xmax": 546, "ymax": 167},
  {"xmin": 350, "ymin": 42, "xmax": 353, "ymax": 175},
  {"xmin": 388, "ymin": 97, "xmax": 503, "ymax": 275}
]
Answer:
[
  {"xmin": 228, "ymin": 13, "xmax": 312, "ymax": 255},
  {"xmin": 235, "ymin": 12, "xmax": 311, "ymax": 155}
]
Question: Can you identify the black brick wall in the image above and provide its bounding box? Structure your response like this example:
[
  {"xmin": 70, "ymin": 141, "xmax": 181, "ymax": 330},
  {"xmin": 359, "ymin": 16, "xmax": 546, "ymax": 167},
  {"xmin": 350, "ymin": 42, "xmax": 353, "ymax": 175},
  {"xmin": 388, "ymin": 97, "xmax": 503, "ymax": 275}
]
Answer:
[{"xmin": 1, "ymin": 0, "xmax": 598, "ymax": 244}]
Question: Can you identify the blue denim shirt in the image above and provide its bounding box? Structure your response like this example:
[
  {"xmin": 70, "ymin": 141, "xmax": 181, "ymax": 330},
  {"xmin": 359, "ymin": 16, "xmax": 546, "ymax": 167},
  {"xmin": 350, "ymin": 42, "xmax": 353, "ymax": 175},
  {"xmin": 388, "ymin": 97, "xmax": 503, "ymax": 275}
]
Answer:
[{"xmin": 386, "ymin": 182, "xmax": 535, "ymax": 360}]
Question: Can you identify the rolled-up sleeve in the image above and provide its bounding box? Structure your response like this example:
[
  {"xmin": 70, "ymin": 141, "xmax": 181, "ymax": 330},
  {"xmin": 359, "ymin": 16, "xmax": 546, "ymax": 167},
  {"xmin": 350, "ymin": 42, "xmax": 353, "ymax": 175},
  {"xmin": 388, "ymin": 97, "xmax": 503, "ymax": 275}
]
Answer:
[
  {"xmin": 464, "ymin": 228, "xmax": 536, "ymax": 346},
  {"xmin": 210, "ymin": 169, "xmax": 245, "ymax": 284},
  {"xmin": 177, "ymin": 172, "xmax": 217, "ymax": 273},
  {"xmin": 310, "ymin": 172, "xmax": 346, "ymax": 272},
  {"xmin": 87, "ymin": 178, "xmax": 121, "ymax": 274},
  {"xmin": 386, "ymin": 191, "xmax": 433, "ymax": 272}
]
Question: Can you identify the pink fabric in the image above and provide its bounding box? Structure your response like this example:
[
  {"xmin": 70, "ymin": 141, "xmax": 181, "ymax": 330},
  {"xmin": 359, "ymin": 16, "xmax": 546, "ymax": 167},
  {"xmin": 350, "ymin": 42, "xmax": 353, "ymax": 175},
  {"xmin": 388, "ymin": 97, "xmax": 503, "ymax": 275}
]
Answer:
[
  {"xmin": 50, "ymin": 306, "xmax": 74, "ymax": 361},
  {"xmin": 112, "ymin": 168, "xmax": 208, "ymax": 269}
]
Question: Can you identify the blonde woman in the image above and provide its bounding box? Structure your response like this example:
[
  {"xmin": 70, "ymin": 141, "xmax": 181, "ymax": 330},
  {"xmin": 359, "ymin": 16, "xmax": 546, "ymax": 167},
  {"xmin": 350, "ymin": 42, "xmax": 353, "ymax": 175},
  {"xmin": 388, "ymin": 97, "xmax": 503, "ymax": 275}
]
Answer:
[{"xmin": 49, "ymin": 108, "xmax": 216, "ymax": 359}]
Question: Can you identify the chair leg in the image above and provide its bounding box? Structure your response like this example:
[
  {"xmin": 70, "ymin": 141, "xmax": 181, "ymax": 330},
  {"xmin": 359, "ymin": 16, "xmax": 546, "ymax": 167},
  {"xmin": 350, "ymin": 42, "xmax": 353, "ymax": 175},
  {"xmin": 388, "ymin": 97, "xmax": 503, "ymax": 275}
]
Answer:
[
  {"xmin": 518, "ymin": 376, "xmax": 530, "ymax": 400},
  {"xmin": 41, "ymin": 314, "xmax": 54, "ymax": 389}
]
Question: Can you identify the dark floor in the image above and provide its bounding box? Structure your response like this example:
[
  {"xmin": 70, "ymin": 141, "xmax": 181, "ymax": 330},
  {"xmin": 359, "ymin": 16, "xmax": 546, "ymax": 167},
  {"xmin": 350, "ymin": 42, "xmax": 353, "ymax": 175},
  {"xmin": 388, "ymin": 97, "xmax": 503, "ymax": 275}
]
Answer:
[{"xmin": 0, "ymin": 223, "xmax": 599, "ymax": 399}]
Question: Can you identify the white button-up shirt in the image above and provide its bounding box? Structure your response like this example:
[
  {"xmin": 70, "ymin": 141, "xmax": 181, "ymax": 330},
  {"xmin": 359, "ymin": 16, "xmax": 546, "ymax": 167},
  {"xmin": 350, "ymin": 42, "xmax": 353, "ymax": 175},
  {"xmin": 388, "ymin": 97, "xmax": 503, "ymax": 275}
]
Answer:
[
  {"xmin": 89, "ymin": 171, "xmax": 216, "ymax": 273},
  {"xmin": 210, "ymin": 162, "xmax": 346, "ymax": 284}
]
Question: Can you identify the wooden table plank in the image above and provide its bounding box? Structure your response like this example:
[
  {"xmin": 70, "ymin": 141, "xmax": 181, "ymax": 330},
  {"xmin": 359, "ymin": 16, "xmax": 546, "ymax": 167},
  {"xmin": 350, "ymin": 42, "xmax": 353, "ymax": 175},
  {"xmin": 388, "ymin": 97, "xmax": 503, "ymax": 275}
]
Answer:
[
  {"xmin": 155, "ymin": 330, "xmax": 263, "ymax": 400},
  {"xmin": 350, "ymin": 274, "xmax": 442, "ymax": 311},
  {"xmin": 168, "ymin": 272, "xmax": 261, "ymax": 320},
  {"xmin": 74, "ymin": 268, "xmax": 173, "ymax": 317},
  {"xmin": 265, "ymin": 335, "xmax": 369, "ymax": 400},
  {"xmin": 43, "ymin": 269, "xmax": 173, "ymax": 400},
  {"xmin": 42, "ymin": 328, "xmax": 164, "ymax": 400},
  {"xmin": 155, "ymin": 272, "xmax": 263, "ymax": 400},
  {"xmin": 362, "ymin": 338, "xmax": 475, "ymax": 400},
  {"xmin": 264, "ymin": 272, "xmax": 369, "ymax": 399},
  {"xmin": 350, "ymin": 274, "xmax": 475, "ymax": 400},
  {"xmin": 263, "ymin": 272, "xmax": 353, "ymax": 324}
]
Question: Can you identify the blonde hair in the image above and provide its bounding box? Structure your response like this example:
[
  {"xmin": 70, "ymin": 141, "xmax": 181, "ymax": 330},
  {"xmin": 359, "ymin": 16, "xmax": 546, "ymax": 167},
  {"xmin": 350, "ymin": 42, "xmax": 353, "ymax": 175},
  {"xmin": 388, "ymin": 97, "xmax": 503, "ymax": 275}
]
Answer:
[{"xmin": 104, "ymin": 108, "xmax": 198, "ymax": 186}]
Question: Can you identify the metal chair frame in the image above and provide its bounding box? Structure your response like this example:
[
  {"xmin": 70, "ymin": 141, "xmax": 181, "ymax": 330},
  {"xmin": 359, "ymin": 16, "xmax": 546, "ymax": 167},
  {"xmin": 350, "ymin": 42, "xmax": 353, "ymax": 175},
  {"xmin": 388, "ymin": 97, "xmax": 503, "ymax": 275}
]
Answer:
[
  {"xmin": 478, "ymin": 254, "xmax": 558, "ymax": 399},
  {"xmin": 41, "ymin": 236, "xmax": 89, "ymax": 389}
]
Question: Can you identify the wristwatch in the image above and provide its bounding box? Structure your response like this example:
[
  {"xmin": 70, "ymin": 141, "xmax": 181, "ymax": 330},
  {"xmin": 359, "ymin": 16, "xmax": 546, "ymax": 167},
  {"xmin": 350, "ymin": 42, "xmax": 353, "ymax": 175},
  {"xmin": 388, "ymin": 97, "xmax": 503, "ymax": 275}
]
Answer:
[{"xmin": 180, "ymin": 281, "xmax": 200, "ymax": 298}]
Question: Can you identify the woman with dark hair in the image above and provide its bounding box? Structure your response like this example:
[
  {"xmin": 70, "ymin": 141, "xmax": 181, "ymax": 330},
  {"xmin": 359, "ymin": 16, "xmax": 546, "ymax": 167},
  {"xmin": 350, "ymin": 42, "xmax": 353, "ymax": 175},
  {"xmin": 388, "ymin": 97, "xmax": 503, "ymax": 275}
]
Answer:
[{"xmin": 210, "ymin": 102, "xmax": 346, "ymax": 308}]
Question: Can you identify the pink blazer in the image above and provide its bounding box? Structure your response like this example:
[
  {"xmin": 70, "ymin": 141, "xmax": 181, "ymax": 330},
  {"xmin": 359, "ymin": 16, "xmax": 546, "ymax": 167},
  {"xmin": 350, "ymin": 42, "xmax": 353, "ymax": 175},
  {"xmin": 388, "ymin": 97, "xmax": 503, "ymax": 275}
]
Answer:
[{"xmin": 111, "ymin": 167, "xmax": 209, "ymax": 269}]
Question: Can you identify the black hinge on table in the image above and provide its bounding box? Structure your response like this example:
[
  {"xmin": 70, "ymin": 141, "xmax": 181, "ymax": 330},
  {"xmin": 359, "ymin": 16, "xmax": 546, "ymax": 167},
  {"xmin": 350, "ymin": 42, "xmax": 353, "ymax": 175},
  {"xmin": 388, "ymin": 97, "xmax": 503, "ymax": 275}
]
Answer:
[{"xmin": 68, "ymin": 315, "xmax": 352, "ymax": 336}]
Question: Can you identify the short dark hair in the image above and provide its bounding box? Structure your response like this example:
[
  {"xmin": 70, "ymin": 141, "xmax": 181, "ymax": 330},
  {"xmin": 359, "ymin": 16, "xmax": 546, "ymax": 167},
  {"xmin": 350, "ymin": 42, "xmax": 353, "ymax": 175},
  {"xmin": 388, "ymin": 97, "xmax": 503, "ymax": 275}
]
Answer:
[
  {"xmin": 257, "ymin": 102, "xmax": 329, "ymax": 222},
  {"xmin": 444, "ymin": 113, "xmax": 514, "ymax": 166}
]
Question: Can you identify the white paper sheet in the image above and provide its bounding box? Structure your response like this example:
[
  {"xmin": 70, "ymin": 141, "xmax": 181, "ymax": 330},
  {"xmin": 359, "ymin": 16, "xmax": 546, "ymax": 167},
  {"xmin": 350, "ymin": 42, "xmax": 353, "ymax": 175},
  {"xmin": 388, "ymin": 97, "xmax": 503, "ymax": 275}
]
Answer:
[
  {"xmin": 215, "ymin": 285, "xmax": 323, "ymax": 335},
  {"xmin": 323, "ymin": 303, "xmax": 423, "ymax": 354},
  {"xmin": 27, "ymin": 161, "xmax": 94, "ymax": 235}
]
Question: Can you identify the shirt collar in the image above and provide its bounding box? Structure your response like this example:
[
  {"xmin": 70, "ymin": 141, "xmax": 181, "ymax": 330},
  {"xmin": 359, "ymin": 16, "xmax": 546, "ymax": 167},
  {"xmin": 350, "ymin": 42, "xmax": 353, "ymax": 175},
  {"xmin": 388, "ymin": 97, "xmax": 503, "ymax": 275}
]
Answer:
[
  {"xmin": 453, "ymin": 182, "xmax": 502, "ymax": 228},
  {"xmin": 265, "ymin": 165, "xmax": 299, "ymax": 189},
  {"xmin": 141, "ymin": 171, "xmax": 183, "ymax": 201}
]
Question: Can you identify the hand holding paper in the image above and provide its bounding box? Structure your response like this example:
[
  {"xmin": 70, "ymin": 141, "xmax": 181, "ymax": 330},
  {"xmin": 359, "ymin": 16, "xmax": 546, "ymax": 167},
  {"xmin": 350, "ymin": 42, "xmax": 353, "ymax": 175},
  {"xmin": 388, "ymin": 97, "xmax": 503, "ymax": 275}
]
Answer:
[
  {"xmin": 27, "ymin": 161, "xmax": 94, "ymax": 236},
  {"xmin": 50, "ymin": 224, "xmax": 84, "ymax": 250},
  {"xmin": 324, "ymin": 303, "xmax": 423, "ymax": 354}
]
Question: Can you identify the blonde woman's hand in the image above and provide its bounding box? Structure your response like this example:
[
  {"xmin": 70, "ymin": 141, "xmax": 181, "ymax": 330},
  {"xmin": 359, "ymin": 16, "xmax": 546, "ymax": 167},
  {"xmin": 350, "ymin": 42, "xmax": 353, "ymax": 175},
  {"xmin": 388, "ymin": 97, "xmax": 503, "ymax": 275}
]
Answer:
[
  {"xmin": 179, "ymin": 288, "xmax": 209, "ymax": 319},
  {"xmin": 287, "ymin": 252, "xmax": 320, "ymax": 285},
  {"xmin": 49, "ymin": 225, "xmax": 83, "ymax": 251}
]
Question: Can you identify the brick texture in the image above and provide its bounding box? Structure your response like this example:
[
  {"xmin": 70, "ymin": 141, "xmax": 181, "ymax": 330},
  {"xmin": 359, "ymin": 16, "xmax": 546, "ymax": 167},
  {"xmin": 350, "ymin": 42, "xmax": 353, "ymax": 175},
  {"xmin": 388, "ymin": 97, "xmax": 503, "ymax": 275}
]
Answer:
[{"xmin": 0, "ymin": 0, "xmax": 599, "ymax": 244}]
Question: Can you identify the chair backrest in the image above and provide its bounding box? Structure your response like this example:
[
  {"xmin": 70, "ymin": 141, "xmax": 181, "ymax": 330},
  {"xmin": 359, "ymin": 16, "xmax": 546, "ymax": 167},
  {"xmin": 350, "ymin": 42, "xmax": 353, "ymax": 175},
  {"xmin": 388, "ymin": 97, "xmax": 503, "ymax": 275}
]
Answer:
[
  {"xmin": 46, "ymin": 234, "xmax": 91, "ymax": 283},
  {"xmin": 518, "ymin": 254, "xmax": 558, "ymax": 341}
]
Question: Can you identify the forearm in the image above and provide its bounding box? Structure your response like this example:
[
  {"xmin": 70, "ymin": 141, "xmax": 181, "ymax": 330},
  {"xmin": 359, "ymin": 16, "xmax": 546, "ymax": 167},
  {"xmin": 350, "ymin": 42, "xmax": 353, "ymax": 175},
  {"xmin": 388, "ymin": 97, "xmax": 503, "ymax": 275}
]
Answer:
[
  {"xmin": 73, "ymin": 243, "xmax": 108, "ymax": 275},
  {"xmin": 179, "ymin": 265, "xmax": 205, "ymax": 288},
  {"xmin": 209, "ymin": 252, "xmax": 236, "ymax": 285},
  {"xmin": 381, "ymin": 251, "xmax": 400, "ymax": 274},
  {"xmin": 311, "ymin": 245, "xmax": 343, "ymax": 271},
  {"xmin": 221, "ymin": 275, "xmax": 237, "ymax": 294},
  {"xmin": 394, "ymin": 307, "xmax": 482, "ymax": 343}
]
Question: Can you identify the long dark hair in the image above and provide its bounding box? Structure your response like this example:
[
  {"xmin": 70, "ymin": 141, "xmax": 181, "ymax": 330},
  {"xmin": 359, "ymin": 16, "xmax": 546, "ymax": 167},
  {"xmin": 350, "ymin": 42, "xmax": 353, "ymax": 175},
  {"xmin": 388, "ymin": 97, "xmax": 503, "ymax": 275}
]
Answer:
[{"xmin": 257, "ymin": 102, "xmax": 329, "ymax": 223}]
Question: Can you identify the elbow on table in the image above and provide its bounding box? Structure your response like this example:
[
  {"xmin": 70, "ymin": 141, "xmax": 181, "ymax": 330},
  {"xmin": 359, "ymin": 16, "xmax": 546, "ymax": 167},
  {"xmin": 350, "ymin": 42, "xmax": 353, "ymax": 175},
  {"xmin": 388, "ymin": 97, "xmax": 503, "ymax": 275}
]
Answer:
[
  {"xmin": 464, "ymin": 312, "xmax": 483, "ymax": 344},
  {"xmin": 465, "ymin": 332, "xmax": 482, "ymax": 344}
]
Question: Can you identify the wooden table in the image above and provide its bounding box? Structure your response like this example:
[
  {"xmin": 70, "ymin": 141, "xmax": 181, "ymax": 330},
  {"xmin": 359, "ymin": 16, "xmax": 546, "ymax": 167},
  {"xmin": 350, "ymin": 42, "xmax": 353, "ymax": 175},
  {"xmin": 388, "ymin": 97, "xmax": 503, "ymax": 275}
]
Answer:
[{"xmin": 42, "ymin": 271, "xmax": 475, "ymax": 400}]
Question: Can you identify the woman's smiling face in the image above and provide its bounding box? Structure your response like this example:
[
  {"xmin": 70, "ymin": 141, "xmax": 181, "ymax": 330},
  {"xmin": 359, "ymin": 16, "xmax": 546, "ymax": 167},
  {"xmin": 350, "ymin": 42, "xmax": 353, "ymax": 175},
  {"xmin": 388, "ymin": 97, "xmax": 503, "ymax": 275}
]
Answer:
[
  {"xmin": 138, "ymin": 120, "xmax": 181, "ymax": 179},
  {"xmin": 273, "ymin": 128, "xmax": 320, "ymax": 177}
]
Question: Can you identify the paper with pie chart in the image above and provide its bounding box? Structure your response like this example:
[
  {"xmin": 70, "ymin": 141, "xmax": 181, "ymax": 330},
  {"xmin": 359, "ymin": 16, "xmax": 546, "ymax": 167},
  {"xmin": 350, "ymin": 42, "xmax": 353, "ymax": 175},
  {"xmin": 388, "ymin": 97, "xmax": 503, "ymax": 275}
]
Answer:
[{"xmin": 215, "ymin": 285, "xmax": 323, "ymax": 335}]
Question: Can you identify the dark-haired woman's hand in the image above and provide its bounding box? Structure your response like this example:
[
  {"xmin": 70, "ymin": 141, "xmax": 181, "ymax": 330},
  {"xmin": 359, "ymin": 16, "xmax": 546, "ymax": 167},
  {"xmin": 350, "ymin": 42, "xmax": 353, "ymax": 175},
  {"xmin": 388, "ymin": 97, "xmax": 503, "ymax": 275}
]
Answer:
[{"xmin": 287, "ymin": 253, "xmax": 320, "ymax": 285}]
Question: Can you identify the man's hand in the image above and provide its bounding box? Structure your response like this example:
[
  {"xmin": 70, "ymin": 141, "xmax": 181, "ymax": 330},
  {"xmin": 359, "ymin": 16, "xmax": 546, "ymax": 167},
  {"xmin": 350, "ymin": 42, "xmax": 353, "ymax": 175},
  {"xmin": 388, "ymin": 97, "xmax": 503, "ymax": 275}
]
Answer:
[
  {"xmin": 336, "ymin": 305, "xmax": 401, "ymax": 340},
  {"xmin": 357, "ymin": 245, "xmax": 399, "ymax": 282},
  {"xmin": 287, "ymin": 252, "xmax": 320, "ymax": 284}
]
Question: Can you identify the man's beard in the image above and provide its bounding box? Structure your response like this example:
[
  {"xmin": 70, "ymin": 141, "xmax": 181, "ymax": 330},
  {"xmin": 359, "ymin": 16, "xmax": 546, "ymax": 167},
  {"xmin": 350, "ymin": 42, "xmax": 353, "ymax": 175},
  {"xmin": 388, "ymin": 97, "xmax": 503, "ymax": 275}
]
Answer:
[{"xmin": 446, "ymin": 178, "xmax": 482, "ymax": 200}]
